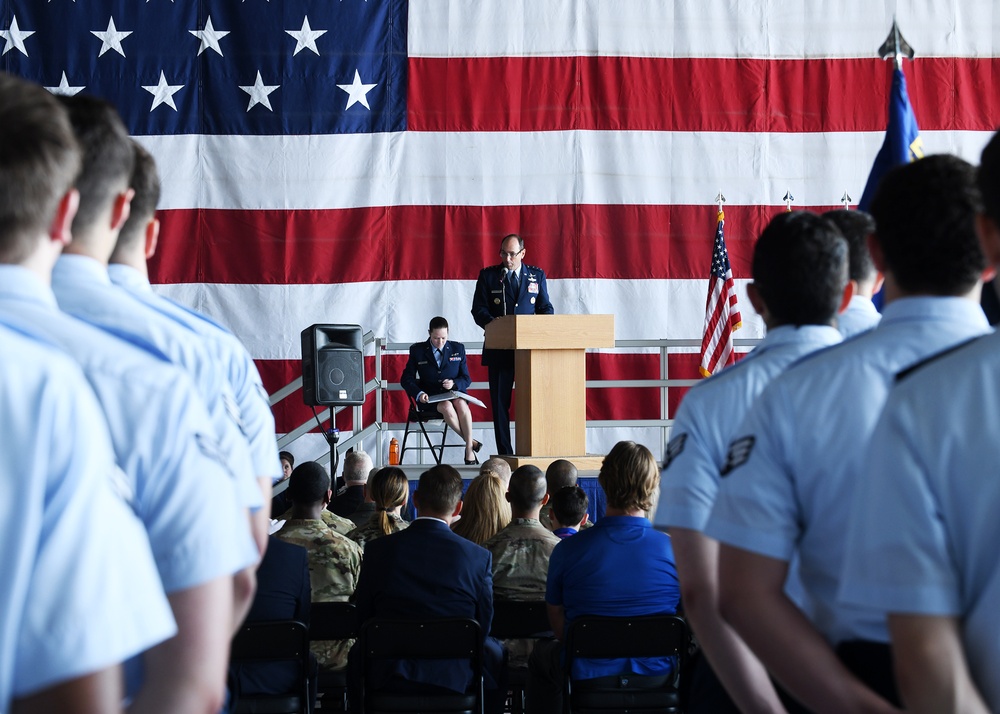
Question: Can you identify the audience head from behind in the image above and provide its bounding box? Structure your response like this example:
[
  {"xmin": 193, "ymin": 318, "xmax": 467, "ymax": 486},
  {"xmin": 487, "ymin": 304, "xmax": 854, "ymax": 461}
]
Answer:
[
  {"xmin": 978, "ymin": 131, "xmax": 1000, "ymax": 291},
  {"xmin": 550, "ymin": 485, "xmax": 589, "ymax": 534},
  {"xmin": 870, "ymin": 154, "xmax": 987, "ymax": 300},
  {"xmin": 413, "ymin": 464, "xmax": 464, "ymax": 522},
  {"xmin": 506, "ymin": 465, "xmax": 548, "ymax": 518},
  {"xmin": 287, "ymin": 461, "xmax": 332, "ymax": 515},
  {"xmin": 368, "ymin": 466, "xmax": 409, "ymax": 536},
  {"xmin": 749, "ymin": 211, "xmax": 849, "ymax": 330},
  {"xmin": 56, "ymin": 94, "xmax": 135, "ymax": 258},
  {"xmin": 451, "ymin": 472, "xmax": 511, "ymax": 545},
  {"xmin": 110, "ymin": 140, "xmax": 161, "ymax": 265},
  {"xmin": 279, "ymin": 451, "xmax": 294, "ymax": 481},
  {"xmin": 342, "ymin": 450, "xmax": 373, "ymax": 485},
  {"xmin": 0, "ymin": 72, "xmax": 81, "ymax": 266},
  {"xmin": 599, "ymin": 440, "xmax": 660, "ymax": 516},
  {"xmin": 822, "ymin": 209, "xmax": 881, "ymax": 298},
  {"xmin": 545, "ymin": 458, "xmax": 578, "ymax": 495},
  {"xmin": 480, "ymin": 456, "xmax": 512, "ymax": 485}
]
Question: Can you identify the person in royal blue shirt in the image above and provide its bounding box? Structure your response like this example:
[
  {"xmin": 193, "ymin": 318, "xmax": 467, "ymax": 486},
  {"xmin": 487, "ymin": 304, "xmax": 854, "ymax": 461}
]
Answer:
[
  {"xmin": 548, "ymin": 485, "xmax": 589, "ymax": 539},
  {"xmin": 526, "ymin": 441, "xmax": 680, "ymax": 713},
  {"xmin": 401, "ymin": 316, "xmax": 482, "ymax": 464}
]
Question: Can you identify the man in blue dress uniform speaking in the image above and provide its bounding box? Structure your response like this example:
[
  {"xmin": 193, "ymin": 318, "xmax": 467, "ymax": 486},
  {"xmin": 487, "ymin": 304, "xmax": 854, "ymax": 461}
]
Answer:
[{"xmin": 471, "ymin": 234, "xmax": 554, "ymax": 455}]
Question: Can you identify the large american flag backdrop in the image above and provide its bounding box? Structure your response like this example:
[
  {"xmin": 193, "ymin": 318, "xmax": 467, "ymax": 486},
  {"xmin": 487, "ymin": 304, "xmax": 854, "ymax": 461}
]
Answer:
[{"xmin": 3, "ymin": 1, "xmax": 998, "ymax": 460}]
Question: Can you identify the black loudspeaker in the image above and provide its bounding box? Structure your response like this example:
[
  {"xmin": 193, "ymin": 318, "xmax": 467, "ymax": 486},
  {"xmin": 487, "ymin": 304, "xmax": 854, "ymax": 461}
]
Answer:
[{"xmin": 301, "ymin": 324, "xmax": 365, "ymax": 406}]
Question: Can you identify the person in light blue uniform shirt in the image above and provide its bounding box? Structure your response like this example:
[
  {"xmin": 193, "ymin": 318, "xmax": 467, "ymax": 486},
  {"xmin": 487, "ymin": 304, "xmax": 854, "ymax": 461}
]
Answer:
[
  {"xmin": 0, "ymin": 318, "xmax": 175, "ymax": 714},
  {"xmin": 0, "ymin": 266, "xmax": 259, "ymax": 706},
  {"xmin": 838, "ymin": 130, "xmax": 1000, "ymax": 713},
  {"xmin": 708, "ymin": 155, "xmax": 992, "ymax": 713},
  {"xmin": 0, "ymin": 77, "xmax": 255, "ymax": 713},
  {"xmin": 655, "ymin": 211, "xmax": 847, "ymax": 714},
  {"xmin": 108, "ymin": 141, "xmax": 283, "ymax": 488},
  {"xmin": 823, "ymin": 209, "xmax": 883, "ymax": 338},
  {"xmin": 51, "ymin": 255, "xmax": 263, "ymax": 520},
  {"xmin": 49, "ymin": 95, "xmax": 268, "ymax": 556}
]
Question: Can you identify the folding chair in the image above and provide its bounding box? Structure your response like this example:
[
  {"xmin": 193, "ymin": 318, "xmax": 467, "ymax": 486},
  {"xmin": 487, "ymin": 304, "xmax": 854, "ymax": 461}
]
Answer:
[
  {"xmin": 399, "ymin": 397, "xmax": 464, "ymax": 464},
  {"xmin": 489, "ymin": 601, "xmax": 552, "ymax": 714},
  {"xmin": 359, "ymin": 617, "xmax": 484, "ymax": 714},
  {"xmin": 308, "ymin": 602, "xmax": 359, "ymax": 712},
  {"xmin": 563, "ymin": 614, "xmax": 688, "ymax": 714},
  {"xmin": 230, "ymin": 620, "xmax": 312, "ymax": 714}
]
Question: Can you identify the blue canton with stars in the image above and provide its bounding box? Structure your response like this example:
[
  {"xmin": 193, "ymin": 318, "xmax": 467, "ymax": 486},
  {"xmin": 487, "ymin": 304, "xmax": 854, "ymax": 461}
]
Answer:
[
  {"xmin": 711, "ymin": 219, "xmax": 732, "ymax": 279},
  {"xmin": 0, "ymin": 1, "xmax": 408, "ymax": 136}
]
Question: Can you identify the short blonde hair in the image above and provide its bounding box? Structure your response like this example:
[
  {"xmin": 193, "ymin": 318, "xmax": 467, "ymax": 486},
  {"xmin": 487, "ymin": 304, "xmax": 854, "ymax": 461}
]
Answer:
[
  {"xmin": 598, "ymin": 441, "xmax": 659, "ymax": 513},
  {"xmin": 451, "ymin": 473, "xmax": 511, "ymax": 545}
]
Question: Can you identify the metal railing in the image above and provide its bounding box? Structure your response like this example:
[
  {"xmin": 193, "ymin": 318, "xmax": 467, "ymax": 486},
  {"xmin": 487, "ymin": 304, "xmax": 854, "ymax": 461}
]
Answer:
[{"xmin": 273, "ymin": 336, "xmax": 763, "ymax": 468}]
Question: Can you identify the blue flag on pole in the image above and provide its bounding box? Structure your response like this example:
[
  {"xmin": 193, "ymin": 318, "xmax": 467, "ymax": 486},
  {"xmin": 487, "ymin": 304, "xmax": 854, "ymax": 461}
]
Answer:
[
  {"xmin": 858, "ymin": 67, "xmax": 923, "ymax": 211},
  {"xmin": 859, "ymin": 67, "xmax": 922, "ymax": 309}
]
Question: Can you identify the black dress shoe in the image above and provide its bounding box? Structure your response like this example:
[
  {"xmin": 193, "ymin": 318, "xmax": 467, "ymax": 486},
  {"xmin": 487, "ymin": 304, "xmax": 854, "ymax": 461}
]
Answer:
[
  {"xmin": 464, "ymin": 454, "xmax": 479, "ymax": 465},
  {"xmin": 472, "ymin": 440, "xmax": 483, "ymax": 453}
]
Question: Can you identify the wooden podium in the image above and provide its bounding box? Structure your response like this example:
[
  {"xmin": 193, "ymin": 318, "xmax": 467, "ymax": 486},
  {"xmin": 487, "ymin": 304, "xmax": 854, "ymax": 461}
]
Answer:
[{"xmin": 484, "ymin": 314, "xmax": 615, "ymax": 471}]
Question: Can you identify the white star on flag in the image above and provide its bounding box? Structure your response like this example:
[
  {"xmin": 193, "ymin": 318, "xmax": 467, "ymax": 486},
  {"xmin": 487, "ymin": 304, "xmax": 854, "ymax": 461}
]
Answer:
[
  {"xmin": 44, "ymin": 72, "xmax": 85, "ymax": 96},
  {"xmin": 337, "ymin": 69, "xmax": 377, "ymax": 110},
  {"xmin": 142, "ymin": 71, "xmax": 184, "ymax": 112},
  {"xmin": 2, "ymin": 15, "xmax": 35, "ymax": 57},
  {"xmin": 190, "ymin": 16, "xmax": 230, "ymax": 57},
  {"xmin": 91, "ymin": 17, "xmax": 132, "ymax": 58},
  {"xmin": 286, "ymin": 16, "xmax": 326, "ymax": 56},
  {"xmin": 239, "ymin": 71, "xmax": 279, "ymax": 112}
]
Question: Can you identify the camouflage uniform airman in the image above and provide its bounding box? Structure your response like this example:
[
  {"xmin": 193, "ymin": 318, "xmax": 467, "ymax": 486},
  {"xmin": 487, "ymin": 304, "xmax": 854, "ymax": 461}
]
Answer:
[
  {"xmin": 276, "ymin": 518, "xmax": 363, "ymax": 670},
  {"xmin": 483, "ymin": 518, "xmax": 560, "ymax": 667},
  {"xmin": 279, "ymin": 507, "xmax": 356, "ymax": 535},
  {"xmin": 347, "ymin": 512, "xmax": 409, "ymax": 549}
]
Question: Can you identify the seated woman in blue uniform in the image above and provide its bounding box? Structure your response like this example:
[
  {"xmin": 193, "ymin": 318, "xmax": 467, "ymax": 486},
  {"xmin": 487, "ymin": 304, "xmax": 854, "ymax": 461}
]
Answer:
[{"xmin": 401, "ymin": 316, "xmax": 482, "ymax": 464}]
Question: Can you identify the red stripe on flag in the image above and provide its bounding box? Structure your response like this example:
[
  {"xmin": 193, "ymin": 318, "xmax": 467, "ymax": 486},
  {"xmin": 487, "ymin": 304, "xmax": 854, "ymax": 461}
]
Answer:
[
  {"xmin": 151, "ymin": 204, "xmax": 839, "ymax": 284},
  {"xmin": 408, "ymin": 56, "xmax": 1000, "ymax": 133}
]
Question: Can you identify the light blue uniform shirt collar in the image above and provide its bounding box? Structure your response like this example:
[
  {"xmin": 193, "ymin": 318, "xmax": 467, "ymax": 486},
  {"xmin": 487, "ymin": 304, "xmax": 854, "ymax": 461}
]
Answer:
[
  {"xmin": 108, "ymin": 263, "xmax": 154, "ymax": 294},
  {"xmin": 53, "ymin": 253, "xmax": 114, "ymax": 287},
  {"xmin": 878, "ymin": 295, "xmax": 989, "ymax": 331},
  {"xmin": 0, "ymin": 264, "xmax": 59, "ymax": 310},
  {"xmin": 739, "ymin": 323, "xmax": 842, "ymax": 363}
]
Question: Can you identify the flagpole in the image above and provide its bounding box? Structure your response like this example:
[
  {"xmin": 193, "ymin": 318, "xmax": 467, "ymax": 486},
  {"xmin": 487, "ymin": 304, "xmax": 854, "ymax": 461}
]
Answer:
[
  {"xmin": 878, "ymin": 17, "xmax": 914, "ymax": 70},
  {"xmin": 716, "ymin": 191, "xmax": 726, "ymax": 222}
]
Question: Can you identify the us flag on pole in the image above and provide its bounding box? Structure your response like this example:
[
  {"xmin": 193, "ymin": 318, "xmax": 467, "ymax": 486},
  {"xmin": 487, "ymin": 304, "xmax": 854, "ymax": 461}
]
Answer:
[{"xmin": 699, "ymin": 211, "xmax": 742, "ymax": 377}]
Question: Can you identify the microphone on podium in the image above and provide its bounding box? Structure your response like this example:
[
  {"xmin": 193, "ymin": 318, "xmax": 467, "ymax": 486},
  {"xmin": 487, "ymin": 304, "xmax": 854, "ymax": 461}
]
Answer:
[{"xmin": 500, "ymin": 267, "xmax": 508, "ymax": 316}]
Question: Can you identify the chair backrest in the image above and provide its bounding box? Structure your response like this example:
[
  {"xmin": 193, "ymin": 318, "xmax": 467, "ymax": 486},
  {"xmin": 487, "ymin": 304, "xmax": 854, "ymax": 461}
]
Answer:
[
  {"xmin": 359, "ymin": 617, "xmax": 484, "ymax": 714},
  {"xmin": 309, "ymin": 601, "xmax": 360, "ymax": 641},
  {"xmin": 489, "ymin": 600, "xmax": 552, "ymax": 639},
  {"xmin": 563, "ymin": 614, "xmax": 689, "ymax": 714},
  {"xmin": 230, "ymin": 619, "xmax": 311, "ymax": 714}
]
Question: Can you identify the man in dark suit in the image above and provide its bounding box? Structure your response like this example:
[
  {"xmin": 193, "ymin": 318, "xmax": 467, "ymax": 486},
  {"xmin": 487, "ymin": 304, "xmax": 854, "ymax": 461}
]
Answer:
[
  {"xmin": 401, "ymin": 316, "xmax": 481, "ymax": 464},
  {"xmin": 230, "ymin": 536, "xmax": 313, "ymax": 700},
  {"xmin": 349, "ymin": 465, "xmax": 506, "ymax": 713},
  {"xmin": 471, "ymin": 234, "xmax": 555, "ymax": 455}
]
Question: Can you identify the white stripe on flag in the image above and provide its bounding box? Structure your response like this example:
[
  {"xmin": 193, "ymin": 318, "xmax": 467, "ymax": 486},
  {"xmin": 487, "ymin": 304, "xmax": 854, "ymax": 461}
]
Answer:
[{"xmin": 139, "ymin": 130, "xmax": 995, "ymax": 212}]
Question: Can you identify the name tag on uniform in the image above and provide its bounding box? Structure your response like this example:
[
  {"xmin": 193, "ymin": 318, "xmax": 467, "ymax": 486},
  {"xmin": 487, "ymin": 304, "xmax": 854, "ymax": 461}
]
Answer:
[
  {"xmin": 528, "ymin": 283, "xmax": 539, "ymax": 294},
  {"xmin": 418, "ymin": 360, "xmax": 428, "ymax": 365}
]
